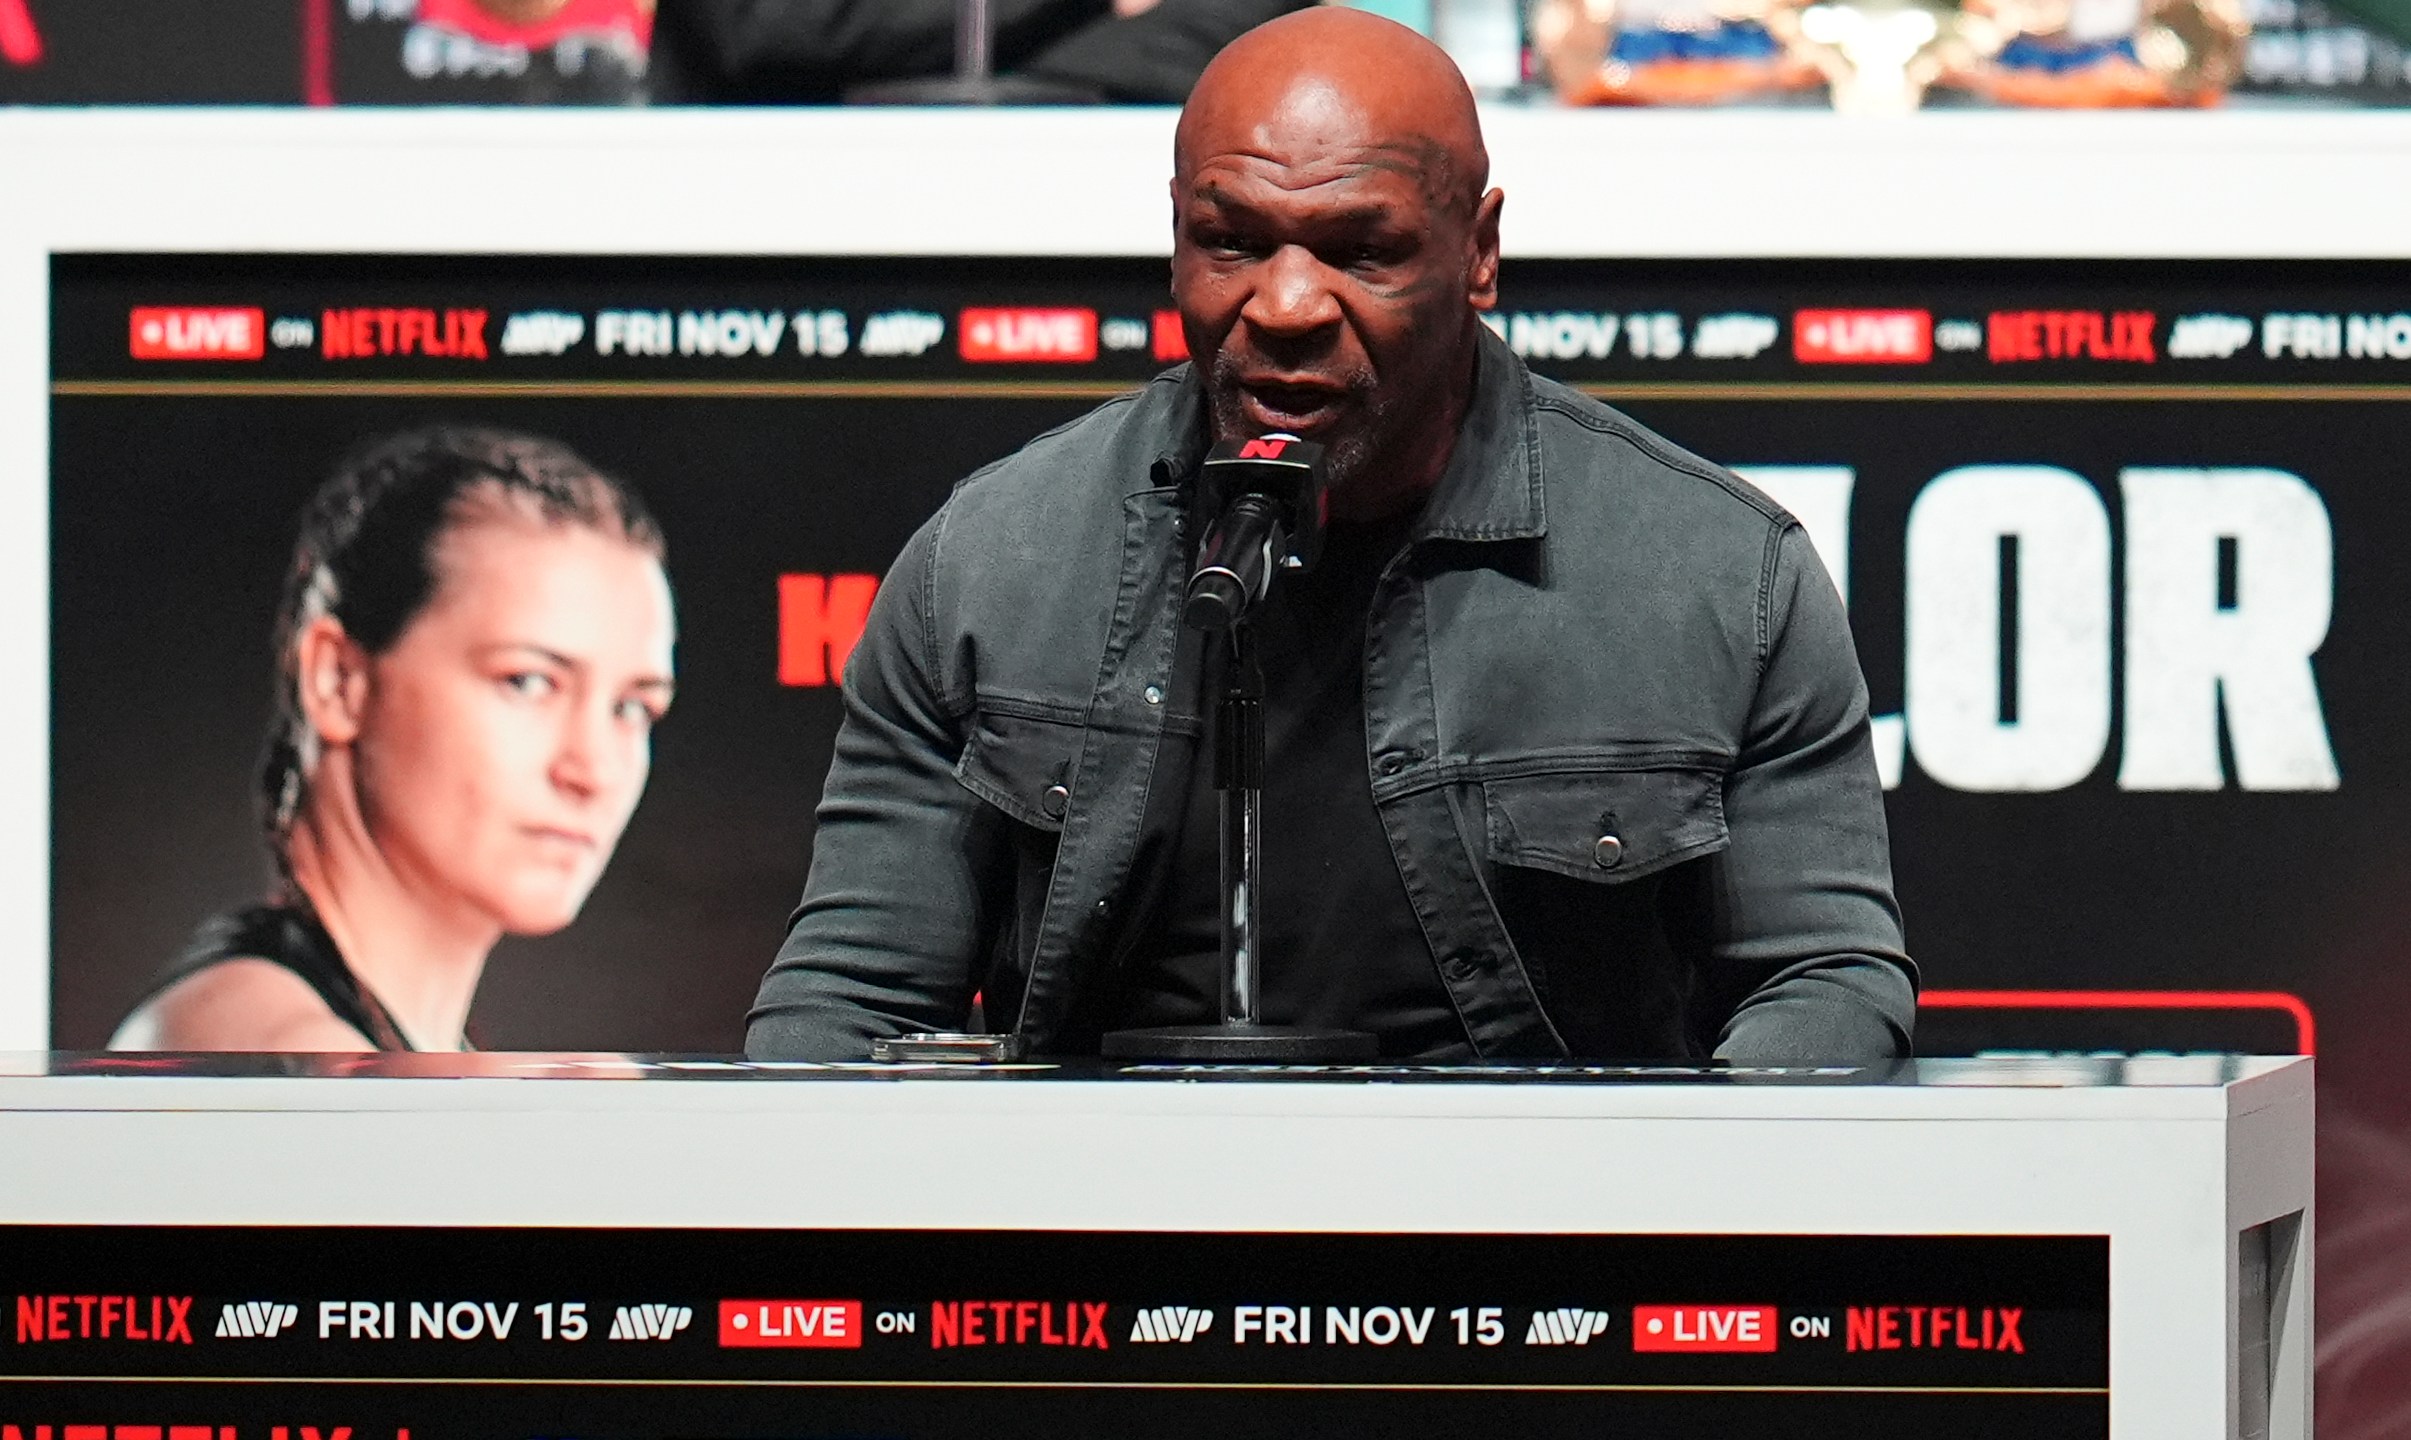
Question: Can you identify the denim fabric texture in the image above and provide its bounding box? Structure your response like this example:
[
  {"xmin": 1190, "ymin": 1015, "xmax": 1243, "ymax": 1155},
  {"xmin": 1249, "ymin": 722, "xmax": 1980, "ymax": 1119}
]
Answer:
[{"xmin": 748, "ymin": 328, "xmax": 1916, "ymax": 1062}]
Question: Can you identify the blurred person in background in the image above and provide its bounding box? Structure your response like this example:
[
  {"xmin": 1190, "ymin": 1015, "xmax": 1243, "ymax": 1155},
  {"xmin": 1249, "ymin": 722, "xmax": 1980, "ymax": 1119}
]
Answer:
[
  {"xmin": 112, "ymin": 427, "xmax": 676, "ymax": 1052},
  {"xmin": 650, "ymin": 0, "xmax": 1311, "ymax": 102},
  {"xmin": 336, "ymin": 0, "xmax": 655, "ymax": 104}
]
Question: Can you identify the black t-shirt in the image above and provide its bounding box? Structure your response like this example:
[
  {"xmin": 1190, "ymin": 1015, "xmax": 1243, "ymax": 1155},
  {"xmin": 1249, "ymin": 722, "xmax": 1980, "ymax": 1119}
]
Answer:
[{"xmin": 1103, "ymin": 513, "xmax": 1469, "ymax": 1060}]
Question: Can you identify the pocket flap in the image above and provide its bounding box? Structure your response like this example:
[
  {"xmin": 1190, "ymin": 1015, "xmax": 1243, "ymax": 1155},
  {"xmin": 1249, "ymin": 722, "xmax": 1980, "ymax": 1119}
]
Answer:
[
  {"xmin": 955, "ymin": 707, "xmax": 1085, "ymax": 832},
  {"xmin": 1481, "ymin": 766, "xmax": 1728, "ymax": 883}
]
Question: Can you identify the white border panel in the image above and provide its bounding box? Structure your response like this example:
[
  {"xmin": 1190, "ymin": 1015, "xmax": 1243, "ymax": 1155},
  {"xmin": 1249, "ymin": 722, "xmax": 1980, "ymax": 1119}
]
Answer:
[{"xmin": 0, "ymin": 1058, "xmax": 2318, "ymax": 1439}]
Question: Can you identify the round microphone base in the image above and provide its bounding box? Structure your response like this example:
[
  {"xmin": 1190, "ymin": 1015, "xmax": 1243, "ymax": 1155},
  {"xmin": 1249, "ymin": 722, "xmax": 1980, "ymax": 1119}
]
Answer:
[{"xmin": 1100, "ymin": 1023, "xmax": 1380, "ymax": 1063}]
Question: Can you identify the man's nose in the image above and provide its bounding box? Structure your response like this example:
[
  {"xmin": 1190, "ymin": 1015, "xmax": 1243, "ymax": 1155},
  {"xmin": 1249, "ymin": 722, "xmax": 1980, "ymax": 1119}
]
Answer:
[{"xmin": 1240, "ymin": 245, "xmax": 1343, "ymax": 339}]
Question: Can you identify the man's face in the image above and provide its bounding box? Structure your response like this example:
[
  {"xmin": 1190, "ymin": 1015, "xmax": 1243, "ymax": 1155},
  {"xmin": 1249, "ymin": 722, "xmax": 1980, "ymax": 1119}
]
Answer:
[{"xmin": 1172, "ymin": 106, "xmax": 1498, "ymax": 505}]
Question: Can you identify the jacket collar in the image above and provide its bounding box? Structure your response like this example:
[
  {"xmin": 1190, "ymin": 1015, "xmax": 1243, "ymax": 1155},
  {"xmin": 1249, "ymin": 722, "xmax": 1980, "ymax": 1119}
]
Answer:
[
  {"xmin": 1147, "ymin": 323, "xmax": 1545, "ymax": 543},
  {"xmin": 1413, "ymin": 323, "xmax": 1546, "ymax": 544}
]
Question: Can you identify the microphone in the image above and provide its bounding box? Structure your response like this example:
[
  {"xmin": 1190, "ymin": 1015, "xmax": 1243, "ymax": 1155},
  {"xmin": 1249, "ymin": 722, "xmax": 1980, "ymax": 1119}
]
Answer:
[{"xmin": 1184, "ymin": 434, "xmax": 1330, "ymax": 631}]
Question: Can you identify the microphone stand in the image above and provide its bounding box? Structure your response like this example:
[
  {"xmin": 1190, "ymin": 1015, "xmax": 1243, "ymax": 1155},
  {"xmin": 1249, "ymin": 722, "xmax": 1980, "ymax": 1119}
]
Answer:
[
  {"xmin": 1216, "ymin": 623, "xmax": 1270, "ymax": 1031},
  {"xmin": 844, "ymin": 0, "xmax": 1106, "ymax": 104},
  {"xmin": 1102, "ymin": 493, "xmax": 1377, "ymax": 1065}
]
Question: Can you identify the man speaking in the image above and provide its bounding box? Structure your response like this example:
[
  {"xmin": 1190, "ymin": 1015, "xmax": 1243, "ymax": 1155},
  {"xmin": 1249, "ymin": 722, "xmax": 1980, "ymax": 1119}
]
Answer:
[{"xmin": 749, "ymin": 8, "xmax": 1915, "ymax": 1063}]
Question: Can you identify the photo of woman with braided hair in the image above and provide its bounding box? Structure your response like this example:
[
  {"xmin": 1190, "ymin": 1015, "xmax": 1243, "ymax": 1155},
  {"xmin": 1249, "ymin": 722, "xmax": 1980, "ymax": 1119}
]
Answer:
[{"xmin": 111, "ymin": 425, "xmax": 676, "ymax": 1052}]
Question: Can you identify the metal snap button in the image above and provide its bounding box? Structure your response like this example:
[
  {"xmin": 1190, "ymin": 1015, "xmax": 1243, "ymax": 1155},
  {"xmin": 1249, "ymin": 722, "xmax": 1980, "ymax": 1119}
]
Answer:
[
  {"xmin": 1041, "ymin": 784, "xmax": 1071, "ymax": 819},
  {"xmin": 1593, "ymin": 834, "xmax": 1625, "ymax": 869},
  {"xmin": 1442, "ymin": 950, "xmax": 1481, "ymax": 981},
  {"xmin": 1377, "ymin": 752, "xmax": 1407, "ymax": 776},
  {"xmin": 1143, "ymin": 685, "xmax": 1164, "ymax": 706}
]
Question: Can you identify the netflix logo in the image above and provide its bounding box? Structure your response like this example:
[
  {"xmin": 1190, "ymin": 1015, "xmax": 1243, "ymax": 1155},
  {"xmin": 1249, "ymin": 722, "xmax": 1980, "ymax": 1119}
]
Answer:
[
  {"xmin": 959, "ymin": 308, "xmax": 1098, "ymax": 363},
  {"xmin": 2, "ymin": 1418, "xmax": 385, "ymax": 1427},
  {"xmin": 0, "ymin": 1430, "xmax": 229, "ymax": 1440},
  {"xmin": 718, "ymin": 1300, "xmax": 862, "ymax": 1349},
  {"xmin": 129, "ymin": 308, "xmax": 265, "ymax": 362},
  {"xmin": 15, "ymin": 1295, "xmax": 194, "ymax": 1344},
  {"xmin": 320, "ymin": 308, "xmax": 489, "ymax": 361},
  {"xmin": 1845, "ymin": 1305, "xmax": 2025, "ymax": 1353},
  {"xmin": 1987, "ymin": 311, "xmax": 2156, "ymax": 364},
  {"xmin": 930, "ymin": 1301, "xmax": 1109, "ymax": 1350},
  {"xmin": 1629, "ymin": 1305, "xmax": 1778, "ymax": 1353}
]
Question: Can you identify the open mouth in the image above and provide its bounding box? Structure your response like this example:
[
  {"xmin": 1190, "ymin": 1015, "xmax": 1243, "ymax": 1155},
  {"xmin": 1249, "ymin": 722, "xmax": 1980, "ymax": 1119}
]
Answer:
[{"xmin": 1237, "ymin": 379, "xmax": 1350, "ymax": 435}]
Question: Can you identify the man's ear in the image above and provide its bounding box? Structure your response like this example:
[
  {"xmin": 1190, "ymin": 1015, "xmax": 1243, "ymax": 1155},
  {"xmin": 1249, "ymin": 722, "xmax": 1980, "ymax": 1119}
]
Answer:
[
  {"xmin": 1169, "ymin": 174, "xmax": 1183, "ymax": 292},
  {"xmin": 294, "ymin": 615, "xmax": 372, "ymax": 749},
  {"xmin": 1468, "ymin": 187, "xmax": 1505, "ymax": 311}
]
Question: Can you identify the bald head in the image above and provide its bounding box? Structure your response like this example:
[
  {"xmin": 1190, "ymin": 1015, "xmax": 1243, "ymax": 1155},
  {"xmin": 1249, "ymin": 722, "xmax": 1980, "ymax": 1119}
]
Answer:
[
  {"xmin": 1167, "ymin": 9, "xmax": 1505, "ymax": 520},
  {"xmin": 1177, "ymin": 8, "xmax": 1489, "ymax": 216}
]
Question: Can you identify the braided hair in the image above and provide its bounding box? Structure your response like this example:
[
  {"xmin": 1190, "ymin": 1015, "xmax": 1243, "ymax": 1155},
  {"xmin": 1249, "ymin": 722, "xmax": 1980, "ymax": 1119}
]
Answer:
[{"xmin": 259, "ymin": 425, "xmax": 665, "ymax": 887}]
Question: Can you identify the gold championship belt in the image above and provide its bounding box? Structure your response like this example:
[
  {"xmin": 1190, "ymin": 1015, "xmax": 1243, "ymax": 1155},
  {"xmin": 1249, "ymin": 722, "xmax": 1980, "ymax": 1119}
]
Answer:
[{"xmin": 1534, "ymin": 0, "xmax": 2248, "ymax": 108}]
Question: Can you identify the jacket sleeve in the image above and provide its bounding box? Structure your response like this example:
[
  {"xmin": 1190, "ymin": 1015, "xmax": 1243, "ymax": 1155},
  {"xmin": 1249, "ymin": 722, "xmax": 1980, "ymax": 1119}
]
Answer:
[
  {"xmin": 1696, "ymin": 522, "xmax": 1918, "ymax": 1064},
  {"xmin": 746, "ymin": 504, "xmax": 1008, "ymax": 1059}
]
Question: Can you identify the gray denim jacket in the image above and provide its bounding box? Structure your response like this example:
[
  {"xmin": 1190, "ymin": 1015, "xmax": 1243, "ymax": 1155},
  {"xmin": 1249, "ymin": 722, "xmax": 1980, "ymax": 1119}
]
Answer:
[{"xmin": 748, "ymin": 330, "xmax": 1915, "ymax": 1062}]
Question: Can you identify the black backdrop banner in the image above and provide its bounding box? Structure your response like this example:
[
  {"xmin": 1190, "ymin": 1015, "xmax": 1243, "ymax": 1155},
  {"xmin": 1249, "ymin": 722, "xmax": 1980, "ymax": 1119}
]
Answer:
[
  {"xmin": 46, "ymin": 252, "xmax": 2411, "ymax": 1426},
  {"xmin": 0, "ymin": 1224, "xmax": 2111, "ymax": 1439}
]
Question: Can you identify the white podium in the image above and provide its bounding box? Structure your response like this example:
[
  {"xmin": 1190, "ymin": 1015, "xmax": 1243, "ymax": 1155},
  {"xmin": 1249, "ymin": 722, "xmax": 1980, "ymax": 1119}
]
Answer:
[{"xmin": 0, "ymin": 1054, "xmax": 2309, "ymax": 1440}]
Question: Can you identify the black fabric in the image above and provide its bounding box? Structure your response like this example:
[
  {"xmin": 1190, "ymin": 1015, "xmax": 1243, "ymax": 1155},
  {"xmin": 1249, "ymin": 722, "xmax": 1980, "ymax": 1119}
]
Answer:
[
  {"xmin": 1016, "ymin": 0, "xmax": 1310, "ymax": 102},
  {"xmin": 137, "ymin": 904, "xmax": 413, "ymax": 1052},
  {"xmin": 648, "ymin": 0, "xmax": 1108, "ymax": 101},
  {"xmin": 1103, "ymin": 511, "xmax": 1467, "ymax": 1059},
  {"xmin": 647, "ymin": 0, "xmax": 1308, "ymax": 104}
]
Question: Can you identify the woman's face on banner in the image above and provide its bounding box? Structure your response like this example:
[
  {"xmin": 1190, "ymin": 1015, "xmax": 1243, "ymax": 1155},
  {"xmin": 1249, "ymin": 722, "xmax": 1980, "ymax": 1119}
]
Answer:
[{"xmin": 349, "ymin": 514, "xmax": 676, "ymax": 936}]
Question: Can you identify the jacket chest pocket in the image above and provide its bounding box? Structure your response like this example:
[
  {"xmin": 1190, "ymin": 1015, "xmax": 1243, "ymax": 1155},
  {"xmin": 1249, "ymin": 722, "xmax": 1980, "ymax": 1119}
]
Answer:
[
  {"xmin": 955, "ymin": 707, "xmax": 1087, "ymax": 832},
  {"xmin": 1480, "ymin": 764, "xmax": 1729, "ymax": 883}
]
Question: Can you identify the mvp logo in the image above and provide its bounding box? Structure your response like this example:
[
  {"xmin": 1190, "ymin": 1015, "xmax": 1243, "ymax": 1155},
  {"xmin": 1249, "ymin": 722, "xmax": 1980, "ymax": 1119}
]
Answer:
[
  {"xmin": 215, "ymin": 1302, "xmax": 299, "ymax": 1339},
  {"xmin": 1525, "ymin": 1308, "xmax": 1611, "ymax": 1346},
  {"xmin": 129, "ymin": 309, "xmax": 265, "ymax": 361},
  {"xmin": 608, "ymin": 1304, "xmax": 692, "ymax": 1341},
  {"xmin": 1128, "ymin": 1306, "xmax": 1213, "ymax": 1343}
]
